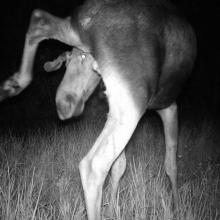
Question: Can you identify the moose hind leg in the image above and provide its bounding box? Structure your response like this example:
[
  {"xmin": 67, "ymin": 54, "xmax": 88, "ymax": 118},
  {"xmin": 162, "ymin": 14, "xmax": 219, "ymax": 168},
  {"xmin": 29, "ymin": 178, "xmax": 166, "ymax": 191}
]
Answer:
[
  {"xmin": 0, "ymin": 10, "xmax": 77, "ymax": 101},
  {"xmin": 157, "ymin": 102, "xmax": 179, "ymax": 208},
  {"xmin": 79, "ymin": 70, "xmax": 145, "ymax": 220},
  {"xmin": 79, "ymin": 112, "xmax": 142, "ymax": 220}
]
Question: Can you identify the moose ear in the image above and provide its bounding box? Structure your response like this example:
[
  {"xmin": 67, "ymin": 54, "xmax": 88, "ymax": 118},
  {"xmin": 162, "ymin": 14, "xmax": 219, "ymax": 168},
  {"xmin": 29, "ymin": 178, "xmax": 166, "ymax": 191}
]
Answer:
[
  {"xmin": 44, "ymin": 59, "xmax": 63, "ymax": 72},
  {"xmin": 44, "ymin": 51, "xmax": 71, "ymax": 72}
]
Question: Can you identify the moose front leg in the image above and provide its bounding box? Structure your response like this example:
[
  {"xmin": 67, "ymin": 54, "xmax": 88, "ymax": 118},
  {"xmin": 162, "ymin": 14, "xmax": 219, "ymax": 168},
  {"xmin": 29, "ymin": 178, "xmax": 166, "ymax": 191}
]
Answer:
[
  {"xmin": 0, "ymin": 9, "xmax": 84, "ymax": 101},
  {"xmin": 110, "ymin": 150, "xmax": 126, "ymax": 202},
  {"xmin": 157, "ymin": 102, "xmax": 179, "ymax": 208},
  {"xmin": 79, "ymin": 71, "xmax": 146, "ymax": 220},
  {"xmin": 101, "ymin": 150, "xmax": 126, "ymax": 218}
]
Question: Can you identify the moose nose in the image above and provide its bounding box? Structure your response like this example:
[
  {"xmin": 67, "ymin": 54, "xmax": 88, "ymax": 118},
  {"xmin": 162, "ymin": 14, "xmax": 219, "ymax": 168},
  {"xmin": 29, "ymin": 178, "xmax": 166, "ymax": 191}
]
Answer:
[{"xmin": 56, "ymin": 94, "xmax": 84, "ymax": 120}]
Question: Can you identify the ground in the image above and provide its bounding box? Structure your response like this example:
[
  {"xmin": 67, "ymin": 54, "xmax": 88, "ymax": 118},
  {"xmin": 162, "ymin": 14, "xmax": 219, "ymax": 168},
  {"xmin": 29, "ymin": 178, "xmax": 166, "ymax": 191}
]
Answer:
[{"xmin": 0, "ymin": 86, "xmax": 219, "ymax": 219}]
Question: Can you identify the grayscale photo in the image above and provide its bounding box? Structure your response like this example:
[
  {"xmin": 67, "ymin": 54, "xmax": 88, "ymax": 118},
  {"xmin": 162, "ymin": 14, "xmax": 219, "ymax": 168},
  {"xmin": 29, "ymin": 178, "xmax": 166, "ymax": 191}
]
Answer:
[{"xmin": 0, "ymin": 0, "xmax": 219, "ymax": 219}]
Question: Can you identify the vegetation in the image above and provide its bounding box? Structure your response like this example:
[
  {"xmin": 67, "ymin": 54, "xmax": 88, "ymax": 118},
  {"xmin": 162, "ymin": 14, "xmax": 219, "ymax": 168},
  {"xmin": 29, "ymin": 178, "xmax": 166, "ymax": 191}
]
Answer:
[{"xmin": 0, "ymin": 108, "xmax": 219, "ymax": 220}]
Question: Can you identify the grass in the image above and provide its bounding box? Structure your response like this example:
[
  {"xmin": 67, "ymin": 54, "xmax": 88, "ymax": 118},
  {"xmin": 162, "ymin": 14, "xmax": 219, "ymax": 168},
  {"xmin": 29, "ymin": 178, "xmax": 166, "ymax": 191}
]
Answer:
[{"xmin": 0, "ymin": 109, "xmax": 219, "ymax": 220}]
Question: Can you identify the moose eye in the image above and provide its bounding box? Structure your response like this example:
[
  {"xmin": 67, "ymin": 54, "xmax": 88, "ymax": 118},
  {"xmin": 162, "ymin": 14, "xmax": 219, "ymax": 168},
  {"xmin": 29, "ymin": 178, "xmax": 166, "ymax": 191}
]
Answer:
[{"xmin": 79, "ymin": 54, "xmax": 86, "ymax": 64}]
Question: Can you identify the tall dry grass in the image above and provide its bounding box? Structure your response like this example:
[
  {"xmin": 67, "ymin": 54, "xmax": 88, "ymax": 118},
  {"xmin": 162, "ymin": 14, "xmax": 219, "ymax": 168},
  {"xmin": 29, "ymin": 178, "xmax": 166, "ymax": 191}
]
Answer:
[{"xmin": 0, "ymin": 113, "xmax": 219, "ymax": 220}]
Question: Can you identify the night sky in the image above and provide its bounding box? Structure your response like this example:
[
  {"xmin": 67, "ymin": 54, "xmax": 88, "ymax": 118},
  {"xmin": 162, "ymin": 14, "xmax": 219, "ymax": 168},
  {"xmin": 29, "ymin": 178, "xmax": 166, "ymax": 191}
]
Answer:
[{"xmin": 0, "ymin": 0, "xmax": 220, "ymax": 124}]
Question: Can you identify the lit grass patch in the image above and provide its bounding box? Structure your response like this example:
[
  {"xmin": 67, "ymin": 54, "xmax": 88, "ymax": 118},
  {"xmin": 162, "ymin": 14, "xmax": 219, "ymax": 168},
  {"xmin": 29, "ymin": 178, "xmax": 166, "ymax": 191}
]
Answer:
[{"xmin": 0, "ymin": 116, "xmax": 219, "ymax": 219}]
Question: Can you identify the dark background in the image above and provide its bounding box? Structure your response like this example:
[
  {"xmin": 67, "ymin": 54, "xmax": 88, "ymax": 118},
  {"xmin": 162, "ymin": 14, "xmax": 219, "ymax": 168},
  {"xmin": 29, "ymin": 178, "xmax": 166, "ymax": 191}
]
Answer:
[{"xmin": 0, "ymin": 0, "xmax": 220, "ymax": 126}]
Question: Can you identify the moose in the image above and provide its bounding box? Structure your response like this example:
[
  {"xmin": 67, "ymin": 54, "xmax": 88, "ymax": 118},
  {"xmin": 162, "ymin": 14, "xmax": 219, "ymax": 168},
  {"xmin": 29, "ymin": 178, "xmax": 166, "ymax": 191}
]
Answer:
[{"xmin": 0, "ymin": 0, "xmax": 196, "ymax": 219}]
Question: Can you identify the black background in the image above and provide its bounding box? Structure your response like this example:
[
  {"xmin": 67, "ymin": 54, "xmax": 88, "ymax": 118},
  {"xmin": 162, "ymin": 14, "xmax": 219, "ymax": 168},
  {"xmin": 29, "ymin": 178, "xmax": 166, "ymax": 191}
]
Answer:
[{"xmin": 0, "ymin": 0, "xmax": 220, "ymax": 125}]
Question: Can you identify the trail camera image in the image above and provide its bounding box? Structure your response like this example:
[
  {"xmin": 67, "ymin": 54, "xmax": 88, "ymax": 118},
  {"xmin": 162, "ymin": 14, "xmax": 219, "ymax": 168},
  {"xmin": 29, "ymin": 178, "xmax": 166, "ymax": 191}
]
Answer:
[{"xmin": 0, "ymin": 0, "xmax": 219, "ymax": 219}]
